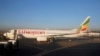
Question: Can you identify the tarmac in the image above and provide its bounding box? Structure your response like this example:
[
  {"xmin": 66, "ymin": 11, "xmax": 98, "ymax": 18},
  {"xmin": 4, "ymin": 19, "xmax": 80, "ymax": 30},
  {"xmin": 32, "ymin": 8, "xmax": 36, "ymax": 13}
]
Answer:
[{"xmin": 0, "ymin": 37, "xmax": 100, "ymax": 56}]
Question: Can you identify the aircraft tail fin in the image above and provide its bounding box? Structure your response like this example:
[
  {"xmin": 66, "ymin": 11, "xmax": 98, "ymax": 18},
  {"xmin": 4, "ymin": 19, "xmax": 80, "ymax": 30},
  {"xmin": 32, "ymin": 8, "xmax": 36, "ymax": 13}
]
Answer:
[{"xmin": 77, "ymin": 16, "xmax": 90, "ymax": 33}]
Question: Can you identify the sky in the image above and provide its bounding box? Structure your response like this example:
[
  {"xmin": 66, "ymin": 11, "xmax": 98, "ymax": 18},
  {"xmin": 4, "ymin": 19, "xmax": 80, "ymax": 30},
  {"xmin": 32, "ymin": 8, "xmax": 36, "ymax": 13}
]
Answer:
[{"xmin": 0, "ymin": 0, "xmax": 100, "ymax": 30}]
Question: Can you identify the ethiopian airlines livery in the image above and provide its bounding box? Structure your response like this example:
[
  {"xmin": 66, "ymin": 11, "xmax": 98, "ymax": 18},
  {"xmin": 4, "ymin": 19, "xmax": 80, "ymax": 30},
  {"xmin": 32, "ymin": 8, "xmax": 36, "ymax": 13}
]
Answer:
[
  {"xmin": 4, "ymin": 16, "xmax": 93, "ymax": 41},
  {"xmin": 17, "ymin": 16, "xmax": 90, "ymax": 37}
]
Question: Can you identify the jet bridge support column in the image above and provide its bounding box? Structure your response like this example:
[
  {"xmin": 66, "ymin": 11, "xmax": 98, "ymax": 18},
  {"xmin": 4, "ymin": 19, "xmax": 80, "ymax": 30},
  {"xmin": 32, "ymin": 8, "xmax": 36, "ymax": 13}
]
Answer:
[{"xmin": 14, "ymin": 30, "xmax": 19, "ymax": 49}]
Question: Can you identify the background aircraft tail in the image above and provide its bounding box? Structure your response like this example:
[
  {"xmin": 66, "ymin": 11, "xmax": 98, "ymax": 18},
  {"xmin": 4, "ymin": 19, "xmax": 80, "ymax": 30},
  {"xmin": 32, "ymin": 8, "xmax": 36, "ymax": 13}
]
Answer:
[{"xmin": 77, "ymin": 16, "xmax": 90, "ymax": 33}]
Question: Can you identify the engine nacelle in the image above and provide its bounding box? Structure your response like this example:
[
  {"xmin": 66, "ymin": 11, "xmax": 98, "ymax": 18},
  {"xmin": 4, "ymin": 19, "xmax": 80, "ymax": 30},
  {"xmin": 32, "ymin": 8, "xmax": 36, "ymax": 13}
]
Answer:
[{"xmin": 37, "ymin": 37, "xmax": 47, "ymax": 41}]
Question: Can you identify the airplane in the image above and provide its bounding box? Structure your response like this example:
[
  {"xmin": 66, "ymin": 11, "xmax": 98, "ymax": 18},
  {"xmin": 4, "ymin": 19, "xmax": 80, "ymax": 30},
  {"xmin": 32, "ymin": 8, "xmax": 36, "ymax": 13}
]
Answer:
[{"xmin": 4, "ymin": 16, "xmax": 99, "ymax": 43}]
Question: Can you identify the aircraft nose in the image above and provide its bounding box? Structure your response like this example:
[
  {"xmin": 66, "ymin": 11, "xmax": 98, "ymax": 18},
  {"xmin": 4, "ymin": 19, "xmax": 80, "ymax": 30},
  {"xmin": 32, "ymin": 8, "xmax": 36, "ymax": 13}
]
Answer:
[{"xmin": 3, "ymin": 33, "xmax": 6, "ymax": 36}]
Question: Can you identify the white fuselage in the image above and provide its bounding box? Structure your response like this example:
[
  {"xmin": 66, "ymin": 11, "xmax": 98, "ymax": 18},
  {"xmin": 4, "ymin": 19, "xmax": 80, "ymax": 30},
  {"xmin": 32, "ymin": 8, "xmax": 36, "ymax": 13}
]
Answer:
[
  {"xmin": 4, "ymin": 29, "xmax": 100, "ymax": 40},
  {"xmin": 16, "ymin": 29, "xmax": 76, "ymax": 38}
]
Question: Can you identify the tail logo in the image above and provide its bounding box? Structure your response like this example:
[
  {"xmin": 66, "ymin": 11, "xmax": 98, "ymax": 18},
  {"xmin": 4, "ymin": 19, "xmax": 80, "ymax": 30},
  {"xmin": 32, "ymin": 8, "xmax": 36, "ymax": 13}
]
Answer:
[
  {"xmin": 81, "ymin": 24, "xmax": 88, "ymax": 31},
  {"xmin": 77, "ymin": 16, "xmax": 90, "ymax": 33}
]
